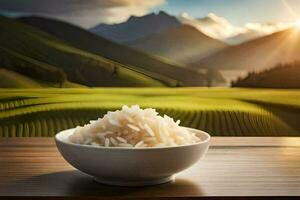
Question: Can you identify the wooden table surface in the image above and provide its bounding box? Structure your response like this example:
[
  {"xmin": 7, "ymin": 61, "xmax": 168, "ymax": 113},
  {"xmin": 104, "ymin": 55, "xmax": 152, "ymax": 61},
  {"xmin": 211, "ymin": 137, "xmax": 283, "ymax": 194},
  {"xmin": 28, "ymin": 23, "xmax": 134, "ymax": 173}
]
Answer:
[{"xmin": 0, "ymin": 137, "xmax": 300, "ymax": 199}]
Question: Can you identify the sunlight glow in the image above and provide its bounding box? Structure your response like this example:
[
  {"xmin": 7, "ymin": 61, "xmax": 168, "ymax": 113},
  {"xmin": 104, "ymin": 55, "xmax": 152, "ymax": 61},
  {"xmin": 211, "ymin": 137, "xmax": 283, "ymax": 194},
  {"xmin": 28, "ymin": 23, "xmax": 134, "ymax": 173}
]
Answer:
[{"xmin": 294, "ymin": 18, "xmax": 300, "ymax": 28}]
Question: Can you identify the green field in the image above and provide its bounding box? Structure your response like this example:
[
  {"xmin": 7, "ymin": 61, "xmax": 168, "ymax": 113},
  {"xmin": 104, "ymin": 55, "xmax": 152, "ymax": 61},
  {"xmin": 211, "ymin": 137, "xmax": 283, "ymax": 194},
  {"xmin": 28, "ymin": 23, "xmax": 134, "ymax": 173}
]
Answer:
[{"xmin": 0, "ymin": 88, "xmax": 299, "ymax": 137}]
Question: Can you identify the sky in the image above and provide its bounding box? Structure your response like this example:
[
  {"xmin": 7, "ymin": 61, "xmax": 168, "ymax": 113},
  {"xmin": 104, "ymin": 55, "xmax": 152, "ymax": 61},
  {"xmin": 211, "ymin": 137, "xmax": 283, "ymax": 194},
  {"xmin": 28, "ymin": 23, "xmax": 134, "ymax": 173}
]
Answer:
[
  {"xmin": 1, "ymin": 0, "xmax": 300, "ymax": 42},
  {"xmin": 152, "ymin": 0, "xmax": 300, "ymax": 25},
  {"xmin": 1, "ymin": 0, "xmax": 300, "ymax": 27}
]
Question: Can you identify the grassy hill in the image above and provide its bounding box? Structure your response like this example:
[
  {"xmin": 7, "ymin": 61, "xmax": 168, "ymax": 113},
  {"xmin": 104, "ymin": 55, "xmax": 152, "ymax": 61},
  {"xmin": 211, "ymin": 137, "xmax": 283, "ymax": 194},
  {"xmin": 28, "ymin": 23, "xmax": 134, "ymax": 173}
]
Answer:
[
  {"xmin": 0, "ymin": 88, "xmax": 299, "ymax": 137},
  {"xmin": 19, "ymin": 16, "xmax": 207, "ymax": 86},
  {"xmin": 128, "ymin": 25, "xmax": 227, "ymax": 65},
  {"xmin": 0, "ymin": 16, "xmax": 167, "ymax": 87},
  {"xmin": 232, "ymin": 62, "xmax": 300, "ymax": 88},
  {"xmin": 0, "ymin": 68, "xmax": 85, "ymax": 88},
  {"xmin": 191, "ymin": 28, "xmax": 300, "ymax": 82},
  {"xmin": 0, "ymin": 68, "xmax": 43, "ymax": 88}
]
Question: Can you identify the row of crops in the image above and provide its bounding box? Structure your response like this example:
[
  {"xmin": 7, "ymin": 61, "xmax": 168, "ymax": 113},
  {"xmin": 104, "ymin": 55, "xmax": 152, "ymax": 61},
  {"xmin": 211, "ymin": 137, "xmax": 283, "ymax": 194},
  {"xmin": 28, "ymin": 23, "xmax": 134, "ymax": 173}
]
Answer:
[{"xmin": 0, "ymin": 88, "xmax": 299, "ymax": 137}]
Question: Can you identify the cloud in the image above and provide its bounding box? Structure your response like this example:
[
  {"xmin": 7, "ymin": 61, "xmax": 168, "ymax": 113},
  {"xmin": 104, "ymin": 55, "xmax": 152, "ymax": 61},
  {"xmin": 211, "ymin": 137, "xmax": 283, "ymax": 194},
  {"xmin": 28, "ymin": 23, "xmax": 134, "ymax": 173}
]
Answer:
[
  {"xmin": 178, "ymin": 12, "xmax": 292, "ymax": 44},
  {"xmin": 0, "ymin": 0, "xmax": 165, "ymax": 28}
]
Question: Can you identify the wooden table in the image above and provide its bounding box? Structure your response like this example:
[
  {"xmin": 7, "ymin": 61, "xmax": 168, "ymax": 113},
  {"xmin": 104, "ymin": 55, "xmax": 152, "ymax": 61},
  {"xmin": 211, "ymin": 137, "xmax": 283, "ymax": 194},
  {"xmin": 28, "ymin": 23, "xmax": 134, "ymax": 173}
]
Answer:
[{"xmin": 0, "ymin": 137, "xmax": 300, "ymax": 199}]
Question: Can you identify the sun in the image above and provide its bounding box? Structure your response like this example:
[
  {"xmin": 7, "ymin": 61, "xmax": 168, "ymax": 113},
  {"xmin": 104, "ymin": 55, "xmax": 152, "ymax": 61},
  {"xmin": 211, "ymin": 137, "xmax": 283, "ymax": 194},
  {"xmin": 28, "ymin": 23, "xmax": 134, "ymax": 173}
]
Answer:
[{"xmin": 294, "ymin": 18, "xmax": 300, "ymax": 28}]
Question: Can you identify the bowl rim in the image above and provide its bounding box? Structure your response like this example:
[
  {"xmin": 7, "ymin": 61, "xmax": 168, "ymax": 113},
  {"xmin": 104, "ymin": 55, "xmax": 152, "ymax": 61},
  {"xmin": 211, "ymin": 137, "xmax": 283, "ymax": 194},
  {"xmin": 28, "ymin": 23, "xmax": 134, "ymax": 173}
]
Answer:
[{"xmin": 55, "ymin": 127, "xmax": 210, "ymax": 150}]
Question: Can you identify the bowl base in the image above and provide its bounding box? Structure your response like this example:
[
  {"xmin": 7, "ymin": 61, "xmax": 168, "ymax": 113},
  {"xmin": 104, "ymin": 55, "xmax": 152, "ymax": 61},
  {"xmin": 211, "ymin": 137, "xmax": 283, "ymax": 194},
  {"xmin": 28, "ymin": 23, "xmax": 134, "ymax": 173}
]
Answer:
[{"xmin": 94, "ymin": 175, "xmax": 175, "ymax": 187}]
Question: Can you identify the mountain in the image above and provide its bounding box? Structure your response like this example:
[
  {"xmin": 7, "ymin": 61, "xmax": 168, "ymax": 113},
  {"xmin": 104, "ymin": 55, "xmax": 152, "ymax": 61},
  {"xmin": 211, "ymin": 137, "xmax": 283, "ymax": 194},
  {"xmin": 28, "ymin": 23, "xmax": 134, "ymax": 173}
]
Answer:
[
  {"xmin": 90, "ymin": 11, "xmax": 181, "ymax": 43},
  {"xmin": 225, "ymin": 30, "xmax": 264, "ymax": 45},
  {"xmin": 232, "ymin": 62, "xmax": 300, "ymax": 88},
  {"xmin": 128, "ymin": 25, "xmax": 227, "ymax": 65},
  {"xmin": 20, "ymin": 16, "xmax": 209, "ymax": 86},
  {"xmin": 0, "ymin": 16, "xmax": 165, "ymax": 87},
  {"xmin": 191, "ymin": 28, "xmax": 300, "ymax": 82}
]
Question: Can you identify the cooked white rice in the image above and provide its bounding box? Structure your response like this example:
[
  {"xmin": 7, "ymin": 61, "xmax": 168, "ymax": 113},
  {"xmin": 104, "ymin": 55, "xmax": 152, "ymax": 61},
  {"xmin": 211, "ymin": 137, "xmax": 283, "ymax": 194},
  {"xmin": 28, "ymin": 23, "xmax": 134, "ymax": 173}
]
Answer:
[{"xmin": 68, "ymin": 105, "xmax": 201, "ymax": 147}]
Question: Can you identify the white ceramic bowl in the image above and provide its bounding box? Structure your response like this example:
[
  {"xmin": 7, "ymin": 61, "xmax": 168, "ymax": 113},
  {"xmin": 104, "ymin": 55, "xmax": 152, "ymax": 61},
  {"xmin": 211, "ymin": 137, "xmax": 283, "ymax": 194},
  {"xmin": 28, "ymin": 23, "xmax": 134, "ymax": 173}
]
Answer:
[{"xmin": 55, "ymin": 127, "xmax": 210, "ymax": 186}]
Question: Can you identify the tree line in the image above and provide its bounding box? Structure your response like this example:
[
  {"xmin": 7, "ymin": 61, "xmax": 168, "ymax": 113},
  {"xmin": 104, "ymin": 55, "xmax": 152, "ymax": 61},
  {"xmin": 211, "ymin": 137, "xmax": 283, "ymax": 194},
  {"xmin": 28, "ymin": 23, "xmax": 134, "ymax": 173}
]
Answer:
[{"xmin": 232, "ymin": 61, "xmax": 300, "ymax": 88}]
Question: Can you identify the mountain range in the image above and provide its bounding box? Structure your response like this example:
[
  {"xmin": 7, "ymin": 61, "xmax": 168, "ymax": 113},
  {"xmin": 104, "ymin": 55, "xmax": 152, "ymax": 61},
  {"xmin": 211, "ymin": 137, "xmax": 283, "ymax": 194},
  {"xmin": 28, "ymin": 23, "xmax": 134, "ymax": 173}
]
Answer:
[
  {"xmin": 192, "ymin": 28, "xmax": 300, "ymax": 82},
  {"xmin": 0, "ymin": 15, "xmax": 223, "ymax": 88},
  {"xmin": 91, "ymin": 11, "xmax": 262, "ymax": 45},
  {"xmin": 20, "ymin": 16, "xmax": 214, "ymax": 86},
  {"xmin": 91, "ymin": 11, "xmax": 229, "ymax": 67},
  {"xmin": 88, "ymin": 10, "xmax": 300, "ymax": 79},
  {"xmin": 1, "ymin": 10, "xmax": 299, "ymax": 88}
]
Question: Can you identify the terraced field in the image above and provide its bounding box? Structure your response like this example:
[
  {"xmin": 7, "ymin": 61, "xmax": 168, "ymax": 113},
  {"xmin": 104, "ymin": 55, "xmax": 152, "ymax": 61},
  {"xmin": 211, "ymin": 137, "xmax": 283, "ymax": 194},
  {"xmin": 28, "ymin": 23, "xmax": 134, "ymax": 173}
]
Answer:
[{"xmin": 0, "ymin": 88, "xmax": 299, "ymax": 137}]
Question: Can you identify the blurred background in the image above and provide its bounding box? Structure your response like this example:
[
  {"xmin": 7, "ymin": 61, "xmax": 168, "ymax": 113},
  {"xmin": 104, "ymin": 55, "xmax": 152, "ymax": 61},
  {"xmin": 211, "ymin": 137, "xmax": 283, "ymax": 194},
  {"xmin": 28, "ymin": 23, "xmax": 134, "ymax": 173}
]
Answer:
[{"xmin": 0, "ymin": 0, "xmax": 299, "ymax": 137}]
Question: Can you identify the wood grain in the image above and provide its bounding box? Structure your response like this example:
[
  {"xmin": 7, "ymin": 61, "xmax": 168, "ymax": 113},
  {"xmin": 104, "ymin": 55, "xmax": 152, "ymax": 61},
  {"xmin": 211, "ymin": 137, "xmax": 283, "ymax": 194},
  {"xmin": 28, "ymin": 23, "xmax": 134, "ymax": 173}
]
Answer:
[{"xmin": 0, "ymin": 137, "xmax": 300, "ymax": 199}]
